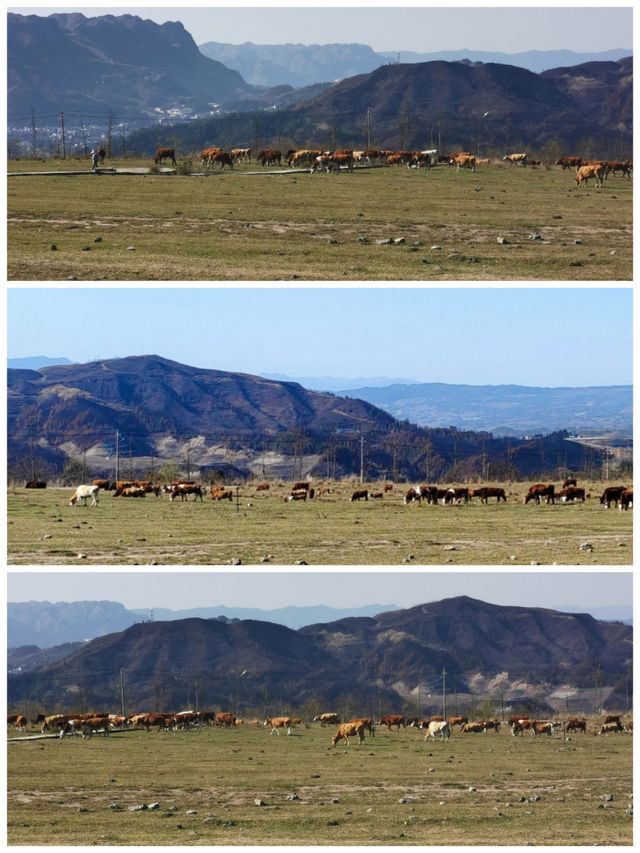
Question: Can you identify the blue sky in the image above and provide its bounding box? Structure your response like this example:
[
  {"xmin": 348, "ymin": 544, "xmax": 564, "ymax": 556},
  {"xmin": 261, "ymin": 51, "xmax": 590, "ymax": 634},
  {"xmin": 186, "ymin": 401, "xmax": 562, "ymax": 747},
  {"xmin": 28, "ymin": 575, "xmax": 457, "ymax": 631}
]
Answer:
[
  {"xmin": 7, "ymin": 287, "xmax": 632, "ymax": 386},
  {"xmin": 9, "ymin": 6, "xmax": 633, "ymax": 53},
  {"xmin": 6, "ymin": 571, "xmax": 632, "ymax": 612}
]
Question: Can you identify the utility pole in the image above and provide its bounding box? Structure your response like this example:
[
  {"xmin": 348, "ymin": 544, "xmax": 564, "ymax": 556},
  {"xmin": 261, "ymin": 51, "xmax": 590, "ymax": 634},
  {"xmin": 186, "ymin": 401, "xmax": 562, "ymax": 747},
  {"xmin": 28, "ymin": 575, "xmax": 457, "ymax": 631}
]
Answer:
[
  {"xmin": 119, "ymin": 668, "xmax": 125, "ymax": 717},
  {"xmin": 360, "ymin": 434, "xmax": 365, "ymax": 484},
  {"xmin": 31, "ymin": 107, "xmax": 37, "ymax": 159},
  {"xmin": 60, "ymin": 112, "xmax": 66, "ymax": 159},
  {"xmin": 107, "ymin": 111, "xmax": 114, "ymax": 157},
  {"xmin": 80, "ymin": 122, "xmax": 88, "ymax": 158},
  {"xmin": 82, "ymin": 450, "xmax": 86, "ymax": 483},
  {"xmin": 417, "ymin": 685, "xmax": 421, "ymax": 719},
  {"xmin": 115, "ymin": 430, "xmax": 120, "ymax": 482},
  {"xmin": 366, "ymin": 108, "xmax": 372, "ymax": 149},
  {"xmin": 442, "ymin": 668, "xmax": 447, "ymax": 719}
]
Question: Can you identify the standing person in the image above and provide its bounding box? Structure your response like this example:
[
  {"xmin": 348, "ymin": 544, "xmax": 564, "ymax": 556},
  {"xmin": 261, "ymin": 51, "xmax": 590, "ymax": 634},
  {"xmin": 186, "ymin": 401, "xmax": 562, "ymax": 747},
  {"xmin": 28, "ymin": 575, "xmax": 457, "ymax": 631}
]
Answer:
[{"xmin": 90, "ymin": 149, "xmax": 99, "ymax": 170}]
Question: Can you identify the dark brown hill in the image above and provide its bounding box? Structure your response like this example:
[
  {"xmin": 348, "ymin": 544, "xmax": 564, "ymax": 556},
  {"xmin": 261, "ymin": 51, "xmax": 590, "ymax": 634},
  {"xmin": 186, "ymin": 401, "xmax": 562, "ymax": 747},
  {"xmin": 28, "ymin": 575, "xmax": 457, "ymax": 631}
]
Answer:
[
  {"xmin": 128, "ymin": 56, "xmax": 631, "ymax": 156},
  {"xmin": 8, "ymin": 597, "xmax": 631, "ymax": 715},
  {"xmin": 7, "ymin": 355, "xmax": 605, "ymax": 481}
]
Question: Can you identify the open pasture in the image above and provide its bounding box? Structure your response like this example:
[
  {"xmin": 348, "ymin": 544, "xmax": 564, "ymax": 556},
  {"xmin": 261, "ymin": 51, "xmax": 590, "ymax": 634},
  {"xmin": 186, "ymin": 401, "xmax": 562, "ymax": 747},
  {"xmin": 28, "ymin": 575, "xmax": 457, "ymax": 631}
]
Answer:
[
  {"xmin": 7, "ymin": 720, "xmax": 632, "ymax": 845},
  {"xmin": 7, "ymin": 481, "xmax": 632, "ymax": 565},
  {"xmin": 7, "ymin": 158, "xmax": 632, "ymax": 280}
]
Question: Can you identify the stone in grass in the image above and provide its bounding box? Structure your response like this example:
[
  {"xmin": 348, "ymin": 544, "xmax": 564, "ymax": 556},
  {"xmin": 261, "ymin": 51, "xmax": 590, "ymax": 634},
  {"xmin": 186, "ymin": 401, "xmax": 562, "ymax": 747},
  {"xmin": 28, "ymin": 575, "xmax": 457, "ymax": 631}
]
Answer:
[
  {"xmin": 147, "ymin": 803, "xmax": 160, "ymax": 811},
  {"xmin": 579, "ymin": 542, "xmax": 594, "ymax": 552},
  {"xmin": 128, "ymin": 804, "xmax": 148, "ymax": 812},
  {"xmin": 497, "ymin": 236, "xmax": 509, "ymax": 245}
]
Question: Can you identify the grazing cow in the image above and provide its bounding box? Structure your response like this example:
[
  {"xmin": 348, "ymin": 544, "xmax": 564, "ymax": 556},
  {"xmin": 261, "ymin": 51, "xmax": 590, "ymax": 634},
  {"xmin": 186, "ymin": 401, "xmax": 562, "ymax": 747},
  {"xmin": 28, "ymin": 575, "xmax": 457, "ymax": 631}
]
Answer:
[
  {"xmin": 200, "ymin": 146, "xmax": 222, "ymax": 166},
  {"xmin": 349, "ymin": 717, "xmax": 375, "ymax": 737},
  {"xmin": 424, "ymin": 721, "xmax": 452, "ymax": 741},
  {"xmin": 556, "ymin": 156, "xmax": 582, "ymax": 170},
  {"xmin": 265, "ymin": 716, "xmax": 292, "ymax": 735},
  {"xmin": 286, "ymin": 491, "xmax": 308, "ymax": 502},
  {"xmin": 624, "ymin": 720, "xmax": 633, "ymax": 733},
  {"xmin": 524, "ymin": 483, "xmax": 555, "ymax": 505},
  {"xmin": 332, "ymin": 721, "xmax": 365, "ymax": 746},
  {"xmin": 154, "ymin": 147, "xmax": 176, "ymax": 166},
  {"xmin": 450, "ymin": 153, "xmax": 476, "ymax": 172},
  {"xmin": 619, "ymin": 488, "xmax": 633, "ymax": 510},
  {"xmin": 92, "ymin": 479, "xmax": 113, "ymax": 490},
  {"xmin": 351, "ymin": 489, "xmax": 369, "ymax": 501},
  {"xmin": 510, "ymin": 719, "xmax": 534, "ymax": 736},
  {"xmin": 471, "ymin": 486, "xmax": 507, "ymax": 503},
  {"xmin": 41, "ymin": 714, "xmax": 70, "ymax": 734},
  {"xmin": 603, "ymin": 160, "xmax": 632, "ymax": 179},
  {"xmin": 480, "ymin": 720, "xmax": 501, "ymax": 733},
  {"xmin": 288, "ymin": 149, "xmax": 322, "ymax": 168},
  {"xmin": 575, "ymin": 163, "xmax": 604, "ymax": 188},
  {"xmin": 69, "ymin": 484, "xmax": 99, "ymax": 507},
  {"xmin": 565, "ymin": 718, "xmax": 587, "ymax": 733},
  {"xmin": 12, "ymin": 715, "xmax": 27, "ymax": 732},
  {"xmin": 210, "ymin": 485, "xmax": 233, "ymax": 501},
  {"xmin": 170, "ymin": 484, "xmax": 204, "ymax": 501},
  {"xmin": 383, "ymin": 483, "xmax": 394, "ymax": 492},
  {"xmin": 230, "ymin": 147, "xmax": 251, "ymax": 164},
  {"xmin": 210, "ymin": 151, "xmax": 234, "ymax": 170},
  {"xmin": 447, "ymin": 716, "xmax": 468, "ymax": 728},
  {"xmin": 256, "ymin": 482, "xmax": 270, "ymax": 491},
  {"xmin": 558, "ymin": 486, "xmax": 586, "ymax": 503},
  {"xmin": 562, "ymin": 478, "xmax": 577, "ymax": 488},
  {"xmin": 257, "ymin": 148, "xmax": 282, "ymax": 166},
  {"xmin": 503, "ymin": 152, "xmax": 527, "ymax": 166},
  {"xmin": 370, "ymin": 491, "xmax": 384, "ymax": 499},
  {"xmin": 600, "ymin": 486, "xmax": 627, "ymax": 509},
  {"xmin": 532, "ymin": 721, "xmax": 557, "ymax": 737},
  {"xmin": 114, "ymin": 486, "xmax": 146, "ymax": 498},
  {"xmin": 444, "ymin": 487, "xmax": 470, "ymax": 505},
  {"xmin": 461, "ymin": 722, "xmax": 486, "ymax": 734},
  {"xmin": 313, "ymin": 713, "xmax": 340, "ymax": 726},
  {"xmin": 378, "ymin": 715, "xmax": 406, "ymax": 731},
  {"xmin": 215, "ymin": 711, "xmax": 236, "ymax": 727},
  {"xmin": 599, "ymin": 721, "xmax": 623, "ymax": 735},
  {"xmin": 603, "ymin": 714, "xmax": 622, "ymax": 725},
  {"xmin": 404, "ymin": 486, "xmax": 422, "ymax": 505},
  {"xmin": 25, "ymin": 480, "xmax": 47, "ymax": 488},
  {"xmin": 292, "ymin": 482, "xmax": 312, "ymax": 493}
]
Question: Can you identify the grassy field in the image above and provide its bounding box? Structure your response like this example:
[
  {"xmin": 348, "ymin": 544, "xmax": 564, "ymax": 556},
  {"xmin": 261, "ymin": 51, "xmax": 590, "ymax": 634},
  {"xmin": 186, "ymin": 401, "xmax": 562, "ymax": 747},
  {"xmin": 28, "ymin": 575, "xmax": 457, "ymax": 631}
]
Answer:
[
  {"xmin": 7, "ymin": 157, "xmax": 632, "ymax": 280},
  {"xmin": 7, "ymin": 481, "xmax": 632, "ymax": 565},
  {"xmin": 7, "ymin": 720, "xmax": 632, "ymax": 845}
]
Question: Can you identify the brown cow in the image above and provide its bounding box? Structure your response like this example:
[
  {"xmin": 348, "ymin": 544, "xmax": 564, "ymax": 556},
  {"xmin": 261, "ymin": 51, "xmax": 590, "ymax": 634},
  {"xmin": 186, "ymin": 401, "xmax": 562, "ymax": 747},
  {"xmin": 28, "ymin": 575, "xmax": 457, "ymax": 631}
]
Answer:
[
  {"xmin": 450, "ymin": 153, "xmax": 476, "ymax": 172},
  {"xmin": 265, "ymin": 716, "xmax": 292, "ymax": 735},
  {"xmin": 558, "ymin": 486, "xmax": 586, "ymax": 502},
  {"xmin": 351, "ymin": 489, "xmax": 369, "ymax": 501},
  {"xmin": 154, "ymin": 147, "xmax": 176, "ymax": 166},
  {"xmin": 471, "ymin": 486, "xmax": 507, "ymax": 503},
  {"xmin": 524, "ymin": 483, "xmax": 555, "ymax": 505},
  {"xmin": 576, "ymin": 163, "xmax": 604, "ymax": 188},
  {"xmin": 556, "ymin": 156, "xmax": 582, "ymax": 170},
  {"xmin": 503, "ymin": 152, "xmax": 527, "ymax": 166},
  {"xmin": 565, "ymin": 718, "xmax": 587, "ymax": 733},
  {"xmin": 332, "ymin": 721, "xmax": 365, "ymax": 746},
  {"xmin": 619, "ymin": 488, "xmax": 633, "ymax": 510},
  {"xmin": 257, "ymin": 148, "xmax": 281, "ymax": 166},
  {"xmin": 378, "ymin": 714, "xmax": 405, "ymax": 731}
]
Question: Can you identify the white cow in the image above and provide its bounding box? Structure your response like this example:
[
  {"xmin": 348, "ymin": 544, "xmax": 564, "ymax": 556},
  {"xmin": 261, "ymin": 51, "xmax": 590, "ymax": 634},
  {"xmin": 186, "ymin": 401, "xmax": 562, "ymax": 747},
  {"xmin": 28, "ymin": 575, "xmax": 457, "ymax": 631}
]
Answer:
[
  {"xmin": 423, "ymin": 720, "xmax": 452, "ymax": 741},
  {"xmin": 69, "ymin": 484, "xmax": 100, "ymax": 507}
]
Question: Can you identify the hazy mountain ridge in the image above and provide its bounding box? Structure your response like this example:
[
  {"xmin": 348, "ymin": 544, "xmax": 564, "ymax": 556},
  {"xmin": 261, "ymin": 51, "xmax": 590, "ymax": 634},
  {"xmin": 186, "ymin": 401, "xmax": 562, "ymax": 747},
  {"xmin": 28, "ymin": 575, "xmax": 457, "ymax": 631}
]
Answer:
[
  {"xmin": 339, "ymin": 382, "xmax": 633, "ymax": 436},
  {"xmin": 8, "ymin": 600, "xmax": 398, "ymax": 648},
  {"xmin": 198, "ymin": 41, "xmax": 631, "ymax": 87},
  {"xmin": 8, "ymin": 597, "xmax": 632, "ymax": 712}
]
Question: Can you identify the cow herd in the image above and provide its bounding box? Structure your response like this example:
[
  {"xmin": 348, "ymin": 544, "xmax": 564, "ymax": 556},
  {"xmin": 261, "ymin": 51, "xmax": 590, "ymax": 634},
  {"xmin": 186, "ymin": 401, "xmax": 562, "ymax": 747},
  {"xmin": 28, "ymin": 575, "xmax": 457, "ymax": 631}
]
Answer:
[
  {"xmin": 10, "ymin": 710, "xmax": 631, "ymax": 746},
  {"xmin": 153, "ymin": 145, "xmax": 631, "ymax": 184},
  {"xmin": 60, "ymin": 477, "xmax": 635, "ymax": 512}
]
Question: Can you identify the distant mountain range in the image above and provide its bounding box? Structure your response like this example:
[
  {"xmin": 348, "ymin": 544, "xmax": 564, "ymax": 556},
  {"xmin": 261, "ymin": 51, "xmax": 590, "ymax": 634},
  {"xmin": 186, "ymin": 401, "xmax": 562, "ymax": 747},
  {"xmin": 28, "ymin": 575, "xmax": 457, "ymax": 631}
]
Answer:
[
  {"xmin": 259, "ymin": 373, "xmax": 420, "ymax": 392},
  {"xmin": 7, "ymin": 356, "xmax": 74, "ymax": 371},
  {"xmin": 198, "ymin": 41, "xmax": 632, "ymax": 87},
  {"xmin": 7, "ymin": 354, "xmax": 607, "ymax": 481},
  {"xmin": 7, "ymin": 597, "xmax": 632, "ymax": 714},
  {"xmin": 338, "ymin": 382, "xmax": 633, "ymax": 436},
  {"xmin": 8, "ymin": 600, "xmax": 398, "ymax": 649}
]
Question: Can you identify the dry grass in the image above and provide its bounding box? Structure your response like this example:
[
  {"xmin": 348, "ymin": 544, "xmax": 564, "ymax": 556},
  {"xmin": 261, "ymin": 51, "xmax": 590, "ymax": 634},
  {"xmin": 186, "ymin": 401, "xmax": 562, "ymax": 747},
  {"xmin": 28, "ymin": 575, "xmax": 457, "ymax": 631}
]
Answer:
[
  {"xmin": 7, "ymin": 721, "xmax": 632, "ymax": 845},
  {"xmin": 7, "ymin": 480, "xmax": 632, "ymax": 565},
  {"xmin": 7, "ymin": 158, "xmax": 632, "ymax": 280}
]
